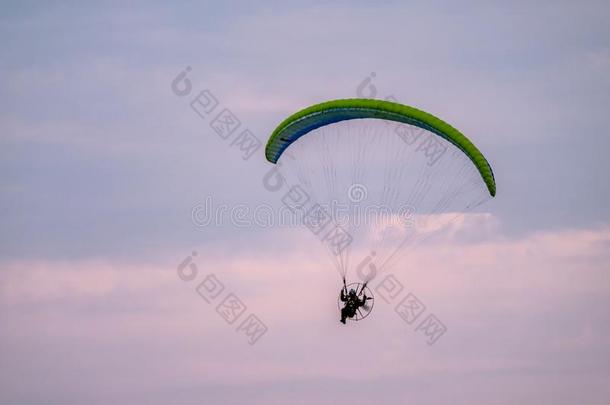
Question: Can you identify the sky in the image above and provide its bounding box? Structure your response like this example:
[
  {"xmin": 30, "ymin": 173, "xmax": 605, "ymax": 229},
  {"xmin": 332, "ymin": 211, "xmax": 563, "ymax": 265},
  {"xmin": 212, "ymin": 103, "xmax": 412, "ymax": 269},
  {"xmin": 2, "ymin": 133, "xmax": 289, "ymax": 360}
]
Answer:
[{"xmin": 1, "ymin": 1, "xmax": 609, "ymax": 404}]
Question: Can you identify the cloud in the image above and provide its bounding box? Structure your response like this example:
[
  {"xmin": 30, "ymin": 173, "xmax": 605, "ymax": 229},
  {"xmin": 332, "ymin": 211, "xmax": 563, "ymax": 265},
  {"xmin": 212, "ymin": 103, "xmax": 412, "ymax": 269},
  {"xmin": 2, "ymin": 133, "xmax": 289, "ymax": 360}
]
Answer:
[{"xmin": 1, "ymin": 222, "xmax": 609, "ymax": 403}]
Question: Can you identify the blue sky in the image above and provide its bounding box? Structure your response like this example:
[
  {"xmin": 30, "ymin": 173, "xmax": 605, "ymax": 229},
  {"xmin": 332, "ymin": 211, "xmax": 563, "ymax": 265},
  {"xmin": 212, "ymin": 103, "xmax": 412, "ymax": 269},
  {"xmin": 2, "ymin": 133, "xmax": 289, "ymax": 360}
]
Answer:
[{"xmin": 1, "ymin": 1, "xmax": 609, "ymax": 404}]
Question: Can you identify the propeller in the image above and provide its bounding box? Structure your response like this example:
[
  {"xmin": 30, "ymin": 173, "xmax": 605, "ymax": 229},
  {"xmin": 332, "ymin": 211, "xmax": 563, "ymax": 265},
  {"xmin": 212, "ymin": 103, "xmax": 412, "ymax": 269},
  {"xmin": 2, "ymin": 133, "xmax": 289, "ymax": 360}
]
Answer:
[
  {"xmin": 338, "ymin": 281, "xmax": 375, "ymax": 321},
  {"xmin": 359, "ymin": 283, "xmax": 373, "ymax": 313}
]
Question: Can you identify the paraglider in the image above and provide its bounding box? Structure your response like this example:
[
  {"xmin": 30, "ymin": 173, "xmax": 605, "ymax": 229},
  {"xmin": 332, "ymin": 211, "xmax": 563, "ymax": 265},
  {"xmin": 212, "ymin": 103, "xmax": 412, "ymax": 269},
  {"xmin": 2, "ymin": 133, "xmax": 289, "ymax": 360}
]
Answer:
[
  {"xmin": 339, "ymin": 278, "xmax": 374, "ymax": 323},
  {"xmin": 265, "ymin": 99, "xmax": 495, "ymax": 324}
]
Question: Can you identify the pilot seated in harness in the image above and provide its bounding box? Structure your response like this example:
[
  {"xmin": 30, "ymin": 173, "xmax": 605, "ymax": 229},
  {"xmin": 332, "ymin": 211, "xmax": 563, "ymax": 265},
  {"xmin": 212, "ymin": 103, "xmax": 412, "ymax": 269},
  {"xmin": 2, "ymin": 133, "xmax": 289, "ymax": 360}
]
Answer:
[{"xmin": 340, "ymin": 286, "xmax": 367, "ymax": 324}]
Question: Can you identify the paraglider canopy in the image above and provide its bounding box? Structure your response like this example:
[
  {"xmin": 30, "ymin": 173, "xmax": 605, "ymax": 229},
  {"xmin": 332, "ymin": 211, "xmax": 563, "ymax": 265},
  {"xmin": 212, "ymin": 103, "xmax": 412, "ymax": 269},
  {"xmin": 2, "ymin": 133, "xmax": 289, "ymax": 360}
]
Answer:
[{"xmin": 265, "ymin": 98, "xmax": 495, "ymax": 197}]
